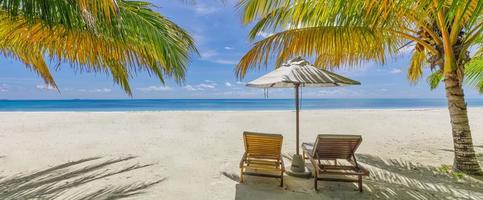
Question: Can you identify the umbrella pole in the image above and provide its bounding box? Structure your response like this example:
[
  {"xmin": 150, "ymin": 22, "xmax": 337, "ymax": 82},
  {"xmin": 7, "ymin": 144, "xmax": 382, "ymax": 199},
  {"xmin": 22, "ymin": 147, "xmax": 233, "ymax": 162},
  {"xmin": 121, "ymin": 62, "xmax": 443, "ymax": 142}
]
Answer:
[
  {"xmin": 287, "ymin": 83, "xmax": 310, "ymax": 178},
  {"xmin": 295, "ymin": 84, "xmax": 300, "ymax": 155}
]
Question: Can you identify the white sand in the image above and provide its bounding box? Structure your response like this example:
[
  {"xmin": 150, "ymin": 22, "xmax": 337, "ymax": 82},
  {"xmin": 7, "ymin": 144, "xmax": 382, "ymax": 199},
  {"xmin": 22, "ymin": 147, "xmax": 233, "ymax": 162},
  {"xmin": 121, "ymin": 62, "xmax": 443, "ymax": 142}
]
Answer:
[{"xmin": 0, "ymin": 108, "xmax": 482, "ymax": 199}]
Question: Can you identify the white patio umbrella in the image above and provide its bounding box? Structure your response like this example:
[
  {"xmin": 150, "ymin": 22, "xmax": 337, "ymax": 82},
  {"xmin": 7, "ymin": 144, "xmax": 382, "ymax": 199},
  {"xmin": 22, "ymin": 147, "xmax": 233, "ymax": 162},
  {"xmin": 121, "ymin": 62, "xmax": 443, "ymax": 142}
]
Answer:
[{"xmin": 246, "ymin": 57, "xmax": 361, "ymax": 176}]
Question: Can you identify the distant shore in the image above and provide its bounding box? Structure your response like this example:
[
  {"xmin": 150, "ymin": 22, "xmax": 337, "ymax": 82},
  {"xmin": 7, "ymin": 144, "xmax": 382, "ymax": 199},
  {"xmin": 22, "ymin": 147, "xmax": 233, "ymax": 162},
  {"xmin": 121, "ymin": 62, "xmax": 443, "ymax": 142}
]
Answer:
[{"xmin": 0, "ymin": 108, "xmax": 482, "ymax": 199}]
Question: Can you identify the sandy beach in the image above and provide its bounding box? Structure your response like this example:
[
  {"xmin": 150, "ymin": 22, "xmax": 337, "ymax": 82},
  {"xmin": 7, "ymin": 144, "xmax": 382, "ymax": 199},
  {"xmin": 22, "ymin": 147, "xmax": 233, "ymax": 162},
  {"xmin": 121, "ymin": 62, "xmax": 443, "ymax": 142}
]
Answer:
[{"xmin": 0, "ymin": 108, "xmax": 482, "ymax": 199}]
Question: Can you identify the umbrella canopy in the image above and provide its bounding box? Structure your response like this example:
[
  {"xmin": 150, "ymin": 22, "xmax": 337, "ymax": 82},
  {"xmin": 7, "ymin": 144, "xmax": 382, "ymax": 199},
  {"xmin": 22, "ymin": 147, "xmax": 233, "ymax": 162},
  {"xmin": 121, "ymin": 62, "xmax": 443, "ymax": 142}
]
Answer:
[
  {"xmin": 247, "ymin": 57, "xmax": 360, "ymax": 88},
  {"xmin": 246, "ymin": 57, "xmax": 361, "ymax": 171}
]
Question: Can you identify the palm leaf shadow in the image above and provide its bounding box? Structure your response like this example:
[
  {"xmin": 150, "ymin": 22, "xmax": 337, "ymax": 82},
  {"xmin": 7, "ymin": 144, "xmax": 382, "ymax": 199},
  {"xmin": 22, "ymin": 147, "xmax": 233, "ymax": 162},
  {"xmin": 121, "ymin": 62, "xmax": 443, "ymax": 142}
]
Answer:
[
  {"xmin": 231, "ymin": 153, "xmax": 482, "ymax": 200},
  {"xmin": 357, "ymin": 154, "xmax": 483, "ymax": 199},
  {"xmin": 0, "ymin": 156, "xmax": 164, "ymax": 200}
]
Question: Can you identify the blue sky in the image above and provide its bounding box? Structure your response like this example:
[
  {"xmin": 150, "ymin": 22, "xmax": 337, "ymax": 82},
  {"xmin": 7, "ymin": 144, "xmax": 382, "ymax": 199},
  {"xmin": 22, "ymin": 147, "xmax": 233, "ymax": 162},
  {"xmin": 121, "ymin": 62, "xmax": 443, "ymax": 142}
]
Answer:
[{"xmin": 0, "ymin": 0, "xmax": 481, "ymax": 99}]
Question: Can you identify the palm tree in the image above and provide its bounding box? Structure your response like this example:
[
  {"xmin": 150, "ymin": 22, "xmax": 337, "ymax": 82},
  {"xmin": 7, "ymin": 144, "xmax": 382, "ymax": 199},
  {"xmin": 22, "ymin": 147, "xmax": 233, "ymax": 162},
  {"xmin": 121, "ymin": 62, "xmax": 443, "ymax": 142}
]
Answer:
[
  {"xmin": 236, "ymin": 0, "xmax": 482, "ymax": 175},
  {"xmin": 0, "ymin": 0, "xmax": 197, "ymax": 95}
]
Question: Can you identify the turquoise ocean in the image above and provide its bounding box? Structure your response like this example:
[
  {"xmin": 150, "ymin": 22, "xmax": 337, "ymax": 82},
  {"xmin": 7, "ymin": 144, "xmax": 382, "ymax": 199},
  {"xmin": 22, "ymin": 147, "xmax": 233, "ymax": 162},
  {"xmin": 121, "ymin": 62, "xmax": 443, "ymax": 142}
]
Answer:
[{"xmin": 0, "ymin": 98, "xmax": 482, "ymax": 111}]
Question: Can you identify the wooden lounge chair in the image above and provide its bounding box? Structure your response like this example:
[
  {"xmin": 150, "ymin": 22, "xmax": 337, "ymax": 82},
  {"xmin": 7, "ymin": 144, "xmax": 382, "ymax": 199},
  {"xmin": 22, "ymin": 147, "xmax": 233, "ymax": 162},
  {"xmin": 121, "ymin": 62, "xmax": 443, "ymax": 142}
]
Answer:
[
  {"xmin": 302, "ymin": 134, "xmax": 369, "ymax": 192},
  {"xmin": 240, "ymin": 131, "xmax": 285, "ymax": 187}
]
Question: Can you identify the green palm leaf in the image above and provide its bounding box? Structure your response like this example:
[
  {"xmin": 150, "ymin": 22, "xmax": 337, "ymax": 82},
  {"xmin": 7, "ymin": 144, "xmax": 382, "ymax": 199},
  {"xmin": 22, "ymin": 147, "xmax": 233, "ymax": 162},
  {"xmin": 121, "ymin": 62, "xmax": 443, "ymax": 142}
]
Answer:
[
  {"xmin": 465, "ymin": 54, "xmax": 483, "ymax": 93},
  {"xmin": 237, "ymin": 26, "xmax": 403, "ymax": 78},
  {"xmin": 408, "ymin": 50, "xmax": 426, "ymax": 83},
  {"xmin": 237, "ymin": 0, "xmax": 482, "ymax": 91},
  {"xmin": 0, "ymin": 0, "xmax": 118, "ymax": 28},
  {"xmin": 0, "ymin": 0, "xmax": 197, "ymax": 95},
  {"xmin": 426, "ymin": 70, "xmax": 443, "ymax": 90}
]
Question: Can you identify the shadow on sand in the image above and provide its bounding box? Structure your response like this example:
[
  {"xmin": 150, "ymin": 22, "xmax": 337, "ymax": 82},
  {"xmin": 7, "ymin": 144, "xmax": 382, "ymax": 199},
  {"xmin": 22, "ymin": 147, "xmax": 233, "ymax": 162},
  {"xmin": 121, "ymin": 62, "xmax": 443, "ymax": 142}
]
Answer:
[
  {"xmin": 230, "ymin": 154, "xmax": 483, "ymax": 200},
  {"xmin": 0, "ymin": 156, "xmax": 164, "ymax": 200}
]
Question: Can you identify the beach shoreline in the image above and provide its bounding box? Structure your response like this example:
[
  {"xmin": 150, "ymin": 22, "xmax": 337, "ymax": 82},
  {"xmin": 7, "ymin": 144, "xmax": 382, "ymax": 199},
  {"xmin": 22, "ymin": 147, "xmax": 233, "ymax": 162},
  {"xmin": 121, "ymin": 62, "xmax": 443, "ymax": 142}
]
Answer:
[
  {"xmin": 1, "ymin": 106, "xmax": 482, "ymax": 113},
  {"xmin": 0, "ymin": 108, "xmax": 482, "ymax": 199}
]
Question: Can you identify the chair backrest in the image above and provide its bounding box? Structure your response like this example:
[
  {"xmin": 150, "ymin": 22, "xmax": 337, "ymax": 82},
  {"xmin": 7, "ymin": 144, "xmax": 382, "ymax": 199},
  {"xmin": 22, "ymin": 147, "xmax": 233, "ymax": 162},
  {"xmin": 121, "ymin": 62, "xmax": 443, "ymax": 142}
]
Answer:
[
  {"xmin": 243, "ymin": 131, "xmax": 283, "ymax": 160},
  {"xmin": 312, "ymin": 134, "xmax": 362, "ymax": 160}
]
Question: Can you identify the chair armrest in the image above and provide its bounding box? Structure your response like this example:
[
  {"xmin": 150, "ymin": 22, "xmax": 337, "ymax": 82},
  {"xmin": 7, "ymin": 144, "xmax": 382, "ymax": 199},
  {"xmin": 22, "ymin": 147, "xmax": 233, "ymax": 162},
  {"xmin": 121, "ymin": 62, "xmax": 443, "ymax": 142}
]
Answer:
[
  {"xmin": 356, "ymin": 164, "xmax": 370, "ymax": 176},
  {"xmin": 303, "ymin": 149, "xmax": 321, "ymax": 173},
  {"xmin": 279, "ymin": 155, "xmax": 285, "ymax": 171},
  {"xmin": 309, "ymin": 157, "xmax": 321, "ymax": 172},
  {"xmin": 349, "ymin": 155, "xmax": 370, "ymax": 176},
  {"xmin": 301, "ymin": 143, "xmax": 314, "ymax": 158},
  {"xmin": 301, "ymin": 143, "xmax": 313, "ymax": 152},
  {"xmin": 240, "ymin": 152, "xmax": 247, "ymax": 168}
]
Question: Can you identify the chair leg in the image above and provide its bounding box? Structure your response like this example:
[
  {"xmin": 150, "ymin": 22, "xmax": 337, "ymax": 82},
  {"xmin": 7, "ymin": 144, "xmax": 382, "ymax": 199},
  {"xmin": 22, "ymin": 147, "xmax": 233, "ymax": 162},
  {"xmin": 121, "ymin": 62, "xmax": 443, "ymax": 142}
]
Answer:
[
  {"xmin": 358, "ymin": 175, "xmax": 362, "ymax": 192},
  {"xmin": 314, "ymin": 174, "xmax": 319, "ymax": 191},
  {"xmin": 240, "ymin": 168, "xmax": 244, "ymax": 183},
  {"xmin": 280, "ymin": 174, "xmax": 284, "ymax": 187}
]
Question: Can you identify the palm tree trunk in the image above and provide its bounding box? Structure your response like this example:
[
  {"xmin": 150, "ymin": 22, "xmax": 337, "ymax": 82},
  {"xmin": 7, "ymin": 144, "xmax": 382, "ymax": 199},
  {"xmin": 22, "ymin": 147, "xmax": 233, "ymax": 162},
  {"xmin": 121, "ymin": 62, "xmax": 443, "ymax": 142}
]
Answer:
[{"xmin": 444, "ymin": 70, "xmax": 482, "ymax": 175}]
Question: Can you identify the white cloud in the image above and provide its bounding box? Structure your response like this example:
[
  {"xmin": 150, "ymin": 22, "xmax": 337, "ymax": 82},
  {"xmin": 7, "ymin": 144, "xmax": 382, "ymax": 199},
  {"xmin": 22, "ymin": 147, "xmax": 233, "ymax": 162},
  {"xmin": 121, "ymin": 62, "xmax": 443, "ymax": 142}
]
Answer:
[
  {"xmin": 204, "ymin": 80, "xmax": 218, "ymax": 86},
  {"xmin": 137, "ymin": 85, "xmax": 172, "ymax": 92},
  {"xmin": 390, "ymin": 68, "xmax": 402, "ymax": 74},
  {"xmin": 77, "ymin": 88, "xmax": 112, "ymax": 93},
  {"xmin": 94, "ymin": 88, "xmax": 112, "ymax": 93},
  {"xmin": 224, "ymin": 46, "xmax": 234, "ymax": 50},
  {"xmin": 36, "ymin": 84, "xmax": 57, "ymax": 91},
  {"xmin": 257, "ymin": 31, "xmax": 273, "ymax": 38},
  {"xmin": 183, "ymin": 82, "xmax": 217, "ymax": 91},
  {"xmin": 183, "ymin": 85, "xmax": 199, "ymax": 91},
  {"xmin": 225, "ymin": 82, "xmax": 232, "ymax": 87},
  {"xmin": 194, "ymin": 3, "xmax": 218, "ymax": 15},
  {"xmin": 198, "ymin": 83, "xmax": 215, "ymax": 89}
]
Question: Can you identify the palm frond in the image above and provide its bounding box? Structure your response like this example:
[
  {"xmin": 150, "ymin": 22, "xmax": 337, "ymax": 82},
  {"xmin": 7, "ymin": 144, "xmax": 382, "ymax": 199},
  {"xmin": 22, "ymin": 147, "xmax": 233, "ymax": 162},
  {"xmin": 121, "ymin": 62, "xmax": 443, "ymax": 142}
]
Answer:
[
  {"xmin": 1, "ymin": 46, "xmax": 58, "ymax": 89},
  {"xmin": 423, "ymin": 48, "xmax": 482, "ymax": 93},
  {"xmin": 465, "ymin": 54, "xmax": 483, "ymax": 93},
  {"xmin": 426, "ymin": 70, "xmax": 443, "ymax": 90},
  {"xmin": 0, "ymin": 1, "xmax": 197, "ymax": 95},
  {"xmin": 237, "ymin": 26, "xmax": 399, "ymax": 78},
  {"xmin": 237, "ymin": 0, "xmax": 289, "ymax": 25},
  {"xmin": 408, "ymin": 50, "xmax": 426, "ymax": 83},
  {"xmin": 448, "ymin": 0, "xmax": 482, "ymax": 32},
  {"xmin": 237, "ymin": 0, "xmax": 444, "ymax": 78},
  {"xmin": 117, "ymin": 1, "xmax": 197, "ymax": 81},
  {"xmin": 240, "ymin": 0, "xmax": 436, "ymax": 34},
  {"xmin": 0, "ymin": 0, "xmax": 118, "ymax": 29}
]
